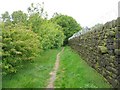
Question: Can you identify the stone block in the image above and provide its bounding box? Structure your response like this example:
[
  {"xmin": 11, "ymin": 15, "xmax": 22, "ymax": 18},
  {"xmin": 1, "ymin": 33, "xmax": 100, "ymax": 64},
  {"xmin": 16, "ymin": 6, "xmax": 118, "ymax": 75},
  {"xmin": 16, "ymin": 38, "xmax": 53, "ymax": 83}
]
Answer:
[
  {"xmin": 107, "ymin": 38, "xmax": 114, "ymax": 43},
  {"xmin": 108, "ymin": 50, "xmax": 114, "ymax": 55},
  {"xmin": 110, "ymin": 56, "xmax": 115, "ymax": 62},
  {"xmin": 104, "ymin": 22, "xmax": 112, "ymax": 29},
  {"xmin": 112, "ymin": 20, "xmax": 117, "ymax": 28},
  {"xmin": 117, "ymin": 26, "xmax": 120, "ymax": 31},
  {"xmin": 106, "ymin": 76, "xmax": 118, "ymax": 87},
  {"xmin": 114, "ymin": 42, "xmax": 120, "ymax": 49},
  {"xmin": 113, "ymin": 60, "xmax": 118, "ymax": 67},
  {"xmin": 98, "ymin": 46, "xmax": 108, "ymax": 54},
  {"xmin": 115, "ymin": 49, "xmax": 120, "ymax": 55},
  {"xmin": 108, "ymin": 31, "xmax": 115, "ymax": 37},
  {"xmin": 115, "ymin": 39, "xmax": 120, "ymax": 45},
  {"xmin": 106, "ymin": 66, "xmax": 118, "ymax": 74},
  {"xmin": 107, "ymin": 45, "xmax": 115, "ymax": 50},
  {"xmin": 115, "ymin": 32, "xmax": 120, "ymax": 39}
]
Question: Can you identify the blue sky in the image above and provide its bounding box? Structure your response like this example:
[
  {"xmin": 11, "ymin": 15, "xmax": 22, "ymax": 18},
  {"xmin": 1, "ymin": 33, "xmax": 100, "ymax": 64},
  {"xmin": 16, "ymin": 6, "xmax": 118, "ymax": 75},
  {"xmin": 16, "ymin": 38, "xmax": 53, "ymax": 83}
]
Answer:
[{"xmin": 0, "ymin": 0, "xmax": 119, "ymax": 27}]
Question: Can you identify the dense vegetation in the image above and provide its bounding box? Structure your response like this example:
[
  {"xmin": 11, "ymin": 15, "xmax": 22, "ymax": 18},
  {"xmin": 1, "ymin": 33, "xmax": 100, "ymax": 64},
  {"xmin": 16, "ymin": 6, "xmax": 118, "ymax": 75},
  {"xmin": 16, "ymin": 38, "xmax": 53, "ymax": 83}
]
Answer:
[
  {"xmin": 1, "ymin": 3, "xmax": 81, "ymax": 75},
  {"xmin": 51, "ymin": 14, "xmax": 81, "ymax": 44},
  {"xmin": 2, "ymin": 26, "xmax": 40, "ymax": 74},
  {"xmin": 1, "ymin": 2, "xmax": 116, "ymax": 88},
  {"xmin": 2, "ymin": 48, "xmax": 61, "ymax": 88},
  {"xmin": 2, "ymin": 47, "xmax": 111, "ymax": 88}
]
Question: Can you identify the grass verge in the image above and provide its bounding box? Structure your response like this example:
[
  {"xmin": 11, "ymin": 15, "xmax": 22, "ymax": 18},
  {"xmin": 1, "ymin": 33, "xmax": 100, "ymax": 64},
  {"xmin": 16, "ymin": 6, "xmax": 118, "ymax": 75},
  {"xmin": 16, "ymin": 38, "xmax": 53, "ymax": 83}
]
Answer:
[
  {"xmin": 55, "ymin": 46, "xmax": 112, "ymax": 88},
  {"xmin": 2, "ymin": 48, "xmax": 61, "ymax": 88}
]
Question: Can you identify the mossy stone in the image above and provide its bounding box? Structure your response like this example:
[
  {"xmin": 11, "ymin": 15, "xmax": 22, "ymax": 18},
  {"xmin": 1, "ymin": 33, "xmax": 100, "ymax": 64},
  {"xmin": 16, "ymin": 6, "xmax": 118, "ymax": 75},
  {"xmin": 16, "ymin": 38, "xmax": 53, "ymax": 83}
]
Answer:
[
  {"xmin": 98, "ymin": 46, "xmax": 108, "ymax": 54},
  {"xmin": 110, "ymin": 63, "xmax": 115, "ymax": 67},
  {"xmin": 109, "ymin": 31, "xmax": 115, "ymax": 36},
  {"xmin": 110, "ymin": 56, "xmax": 115, "ymax": 62},
  {"xmin": 106, "ymin": 70, "xmax": 111, "ymax": 75},
  {"xmin": 115, "ymin": 32, "xmax": 120, "ymax": 39},
  {"xmin": 117, "ymin": 26, "xmax": 120, "ymax": 31},
  {"xmin": 115, "ymin": 49, "xmax": 120, "ymax": 55}
]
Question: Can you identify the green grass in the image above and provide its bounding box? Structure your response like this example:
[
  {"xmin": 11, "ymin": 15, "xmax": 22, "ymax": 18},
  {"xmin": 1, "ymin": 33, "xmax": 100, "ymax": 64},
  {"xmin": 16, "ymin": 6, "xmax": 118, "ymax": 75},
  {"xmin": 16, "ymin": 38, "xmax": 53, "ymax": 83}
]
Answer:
[
  {"xmin": 2, "ymin": 48, "xmax": 61, "ymax": 88},
  {"xmin": 2, "ymin": 46, "xmax": 112, "ymax": 88},
  {"xmin": 55, "ymin": 46, "xmax": 112, "ymax": 88}
]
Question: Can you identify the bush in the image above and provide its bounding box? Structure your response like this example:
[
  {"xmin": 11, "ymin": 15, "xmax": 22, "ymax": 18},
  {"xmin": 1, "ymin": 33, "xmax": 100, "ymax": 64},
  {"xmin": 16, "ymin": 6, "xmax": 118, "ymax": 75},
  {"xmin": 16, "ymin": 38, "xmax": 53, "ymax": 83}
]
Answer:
[
  {"xmin": 38, "ymin": 21, "xmax": 65, "ymax": 50},
  {"xmin": 27, "ymin": 14, "xmax": 65, "ymax": 49},
  {"xmin": 51, "ymin": 14, "xmax": 81, "ymax": 44},
  {"xmin": 2, "ymin": 26, "xmax": 40, "ymax": 75}
]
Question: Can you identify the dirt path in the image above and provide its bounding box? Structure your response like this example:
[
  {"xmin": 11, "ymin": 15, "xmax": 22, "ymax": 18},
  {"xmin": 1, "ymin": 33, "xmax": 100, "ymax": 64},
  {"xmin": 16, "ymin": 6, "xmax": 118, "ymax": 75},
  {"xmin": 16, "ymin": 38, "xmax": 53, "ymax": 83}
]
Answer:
[{"xmin": 46, "ymin": 47, "xmax": 64, "ymax": 88}]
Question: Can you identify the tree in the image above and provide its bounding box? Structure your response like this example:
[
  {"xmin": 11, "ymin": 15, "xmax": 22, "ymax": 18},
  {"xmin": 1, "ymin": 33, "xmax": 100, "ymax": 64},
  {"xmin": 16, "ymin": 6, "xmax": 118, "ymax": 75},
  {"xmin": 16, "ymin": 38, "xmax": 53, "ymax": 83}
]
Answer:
[
  {"xmin": 38, "ymin": 20, "xmax": 65, "ymax": 49},
  {"xmin": 27, "ymin": 3, "xmax": 64, "ymax": 49},
  {"xmin": 51, "ymin": 14, "xmax": 81, "ymax": 45},
  {"xmin": 11, "ymin": 10, "xmax": 27, "ymax": 24},
  {"xmin": 1, "ymin": 11, "xmax": 12, "ymax": 26},
  {"xmin": 27, "ymin": 3, "xmax": 48, "ymax": 33},
  {"xmin": 2, "ymin": 25, "xmax": 40, "ymax": 75},
  {"xmin": 27, "ymin": 2, "xmax": 48, "ymax": 19},
  {"xmin": 1, "ymin": 11, "xmax": 10, "ymax": 22},
  {"xmin": 28, "ymin": 13, "xmax": 43, "ymax": 33}
]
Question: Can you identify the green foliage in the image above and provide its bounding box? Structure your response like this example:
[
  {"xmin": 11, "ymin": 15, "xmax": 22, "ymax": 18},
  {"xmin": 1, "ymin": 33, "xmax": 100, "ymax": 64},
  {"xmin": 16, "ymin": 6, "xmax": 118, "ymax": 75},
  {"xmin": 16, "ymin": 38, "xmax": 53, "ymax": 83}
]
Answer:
[
  {"xmin": 28, "ymin": 13, "xmax": 43, "ymax": 33},
  {"xmin": 51, "ymin": 14, "xmax": 81, "ymax": 44},
  {"xmin": 1, "ymin": 3, "xmax": 78, "ymax": 76},
  {"xmin": 1, "ymin": 11, "xmax": 12, "ymax": 27},
  {"xmin": 1, "ymin": 11, "xmax": 10, "ymax": 22},
  {"xmin": 11, "ymin": 10, "xmax": 27, "ymax": 24},
  {"xmin": 27, "ymin": 3, "xmax": 48, "ymax": 19},
  {"xmin": 27, "ymin": 3, "xmax": 65, "ymax": 49},
  {"xmin": 38, "ymin": 21, "xmax": 65, "ymax": 50},
  {"xmin": 27, "ymin": 9, "xmax": 65, "ymax": 50},
  {"xmin": 2, "ymin": 25, "xmax": 40, "ymax": 75}
]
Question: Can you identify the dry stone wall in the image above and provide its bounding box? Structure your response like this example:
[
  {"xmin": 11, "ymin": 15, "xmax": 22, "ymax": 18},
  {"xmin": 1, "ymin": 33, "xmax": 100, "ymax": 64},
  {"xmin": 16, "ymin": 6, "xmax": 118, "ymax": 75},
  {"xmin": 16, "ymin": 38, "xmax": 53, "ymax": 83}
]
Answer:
[{"xmin": 69, "ymin": 18, "xmax": 120, "ymax": 88}]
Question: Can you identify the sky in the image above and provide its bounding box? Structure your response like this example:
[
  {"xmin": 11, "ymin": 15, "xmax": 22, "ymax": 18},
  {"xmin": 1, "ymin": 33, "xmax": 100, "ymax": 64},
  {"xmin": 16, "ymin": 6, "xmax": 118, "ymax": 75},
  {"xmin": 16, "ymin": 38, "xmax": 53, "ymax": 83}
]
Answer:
[{"xmin": 0, "ymin": 0, "xmax": 119, "ymax": 27}]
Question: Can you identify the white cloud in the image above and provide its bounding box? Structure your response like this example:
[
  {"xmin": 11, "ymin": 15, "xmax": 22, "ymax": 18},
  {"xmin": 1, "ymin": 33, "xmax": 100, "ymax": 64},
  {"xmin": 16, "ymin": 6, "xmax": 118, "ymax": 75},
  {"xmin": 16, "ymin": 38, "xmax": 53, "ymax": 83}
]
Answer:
[{"xmin": 0, "ymin": 0, "xmax": 119, "ymax": 27}]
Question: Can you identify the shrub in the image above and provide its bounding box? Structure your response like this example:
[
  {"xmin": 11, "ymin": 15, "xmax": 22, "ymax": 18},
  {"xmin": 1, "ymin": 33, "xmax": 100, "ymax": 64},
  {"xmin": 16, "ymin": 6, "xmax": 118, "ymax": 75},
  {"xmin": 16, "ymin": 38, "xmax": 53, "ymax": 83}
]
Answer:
[
  {"xmin": 38, "ymin": 21, "xmax": 65, "ymax": 50},
  {"xmin": 51, "ymin": 14, "xmax": 81, "ymax": 45},
  {"xmin": 2, "ymin": 26, "xmax": 40, "ymax": 75}
]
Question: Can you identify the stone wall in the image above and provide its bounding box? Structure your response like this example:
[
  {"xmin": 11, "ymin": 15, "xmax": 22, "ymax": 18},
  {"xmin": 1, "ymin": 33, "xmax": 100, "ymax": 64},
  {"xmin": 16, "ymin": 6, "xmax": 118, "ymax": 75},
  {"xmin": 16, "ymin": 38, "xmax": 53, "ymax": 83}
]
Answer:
[{"xmin": 69, "ymin": 18, "xmax": 120, "ymax": 88}]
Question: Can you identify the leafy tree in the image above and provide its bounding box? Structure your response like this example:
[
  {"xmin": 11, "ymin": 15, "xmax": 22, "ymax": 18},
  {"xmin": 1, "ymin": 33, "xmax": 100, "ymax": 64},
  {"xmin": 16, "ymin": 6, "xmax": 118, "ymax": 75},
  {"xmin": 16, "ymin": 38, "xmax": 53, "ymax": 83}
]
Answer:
[
  {"xmin": 27, "ymin": 3, "xmax": 64, "ymax": 49},
  {"xmin": 27, "ymin": 3, "xmax": 48, "ymax": 33},
  {"xmin": 2, "ymin": 25, "xmax": 40, "ymax": 75},
  {"xmin": 51, "ymin": 14, "xmax": 81, "ymax": 44},
  {"xmin": 1, "ymin": 2, "xmax": 75, "ymax": 76},
  {"xmin": 11, "ymin": 10, "xmax": 27, "ymax": 24},
  {"xmin": 1, "ymin": 11, "xmax": 10, "ymax": 22},
  {"xmin": 28, "ymin": 13, "xmax": 43, "ymax": 33},
  {"xmin": 38, "ymin": 20, "xmax": 65, "ymax": 50},
  {"xmin": 27, "ymin": 2, "xmax": 48, "ymax": 19},
  {"xmin": 1, "ymin": 11, "xmax": 12, "ymax": 26}
]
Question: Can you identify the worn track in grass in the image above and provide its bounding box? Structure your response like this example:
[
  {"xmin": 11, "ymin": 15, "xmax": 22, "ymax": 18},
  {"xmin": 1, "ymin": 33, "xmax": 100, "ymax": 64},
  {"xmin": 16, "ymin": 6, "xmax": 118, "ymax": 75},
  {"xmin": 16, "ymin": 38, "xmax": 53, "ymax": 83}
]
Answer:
[{"xmin": 46, "ymin": 47, "xmax": 64, "ymax": 88}]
